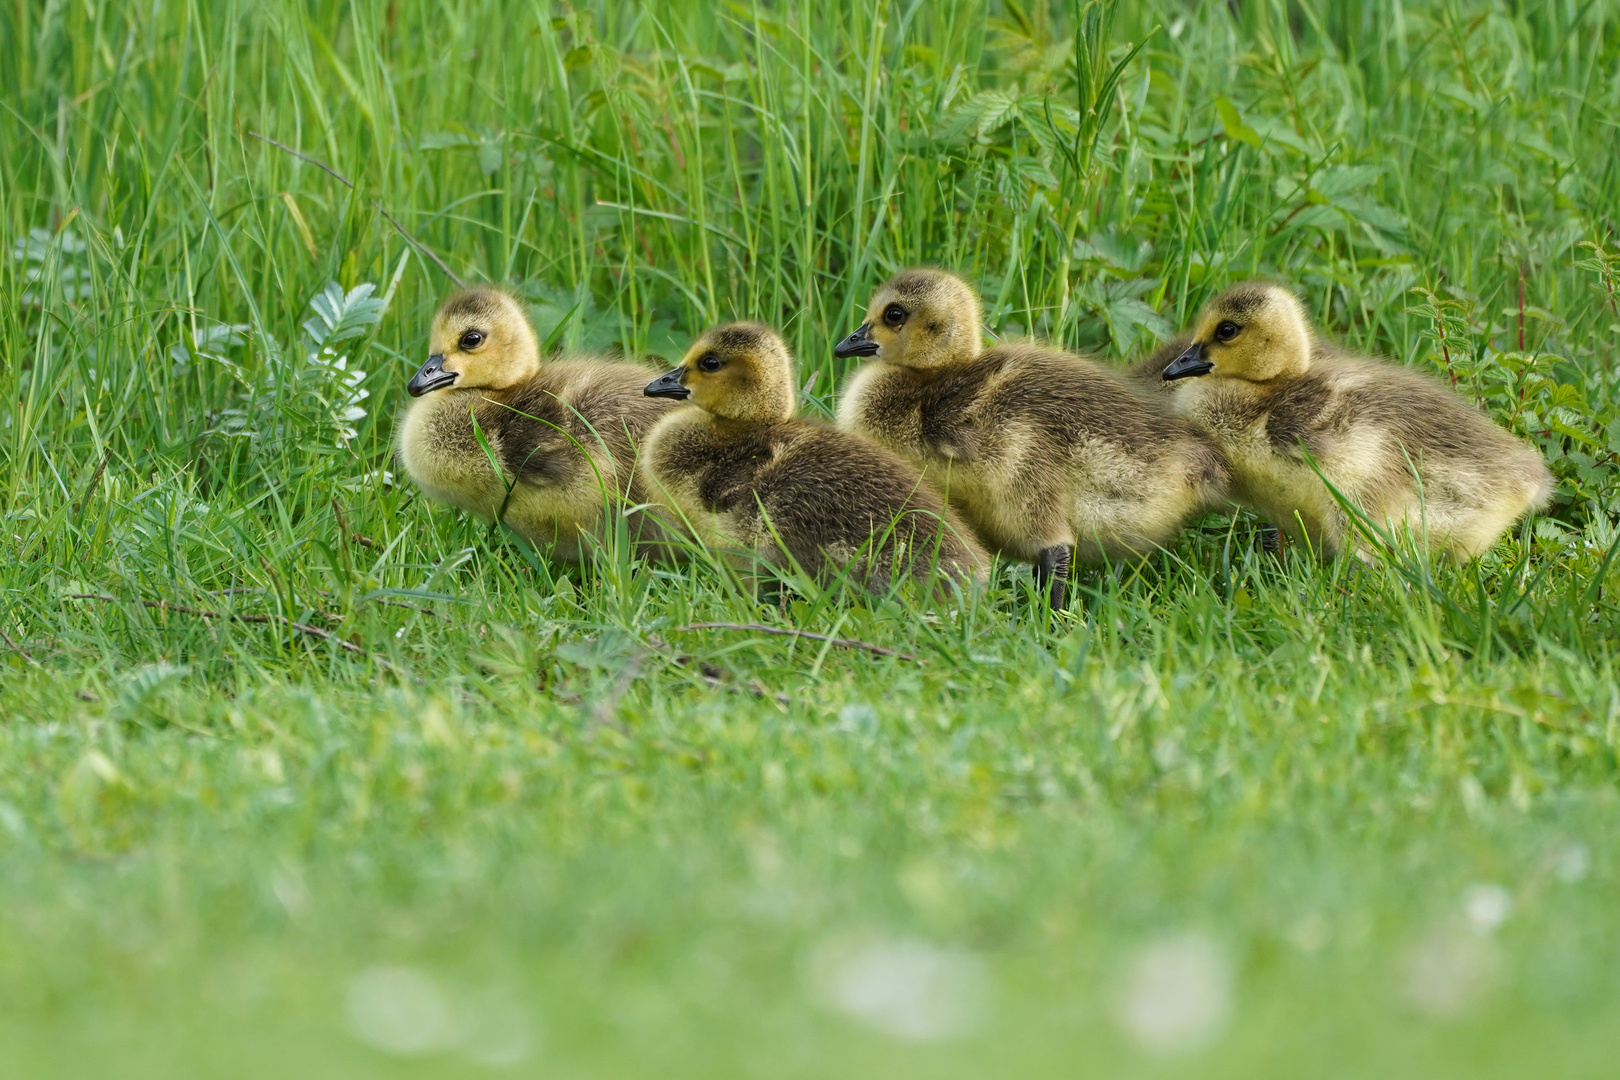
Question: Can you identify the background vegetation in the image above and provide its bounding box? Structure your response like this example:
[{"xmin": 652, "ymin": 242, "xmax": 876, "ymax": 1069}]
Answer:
[{"xmin": 2, "ymin": 0, "xmax": 1619, "ymax": 1075}]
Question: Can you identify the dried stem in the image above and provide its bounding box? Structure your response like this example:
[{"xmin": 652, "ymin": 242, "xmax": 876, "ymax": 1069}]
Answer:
[{"xmin": 0, "ymin": 625, "xmax": 39, "ymax": 666}]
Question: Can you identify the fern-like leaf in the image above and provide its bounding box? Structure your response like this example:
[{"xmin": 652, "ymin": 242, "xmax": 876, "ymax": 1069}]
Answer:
[{"xmin": 302, "ymin": 283, "xmax": 387, "ymax": 349}]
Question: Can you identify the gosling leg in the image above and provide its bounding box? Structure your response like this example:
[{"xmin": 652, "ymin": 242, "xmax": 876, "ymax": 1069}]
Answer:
[{"xmin": 1034, "ymin": 544, "xmax": 1073, "ymax": 611}]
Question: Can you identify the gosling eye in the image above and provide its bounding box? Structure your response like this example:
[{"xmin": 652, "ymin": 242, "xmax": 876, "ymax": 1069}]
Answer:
[
  {"xmin": 459, "ymin": 329, "xmax": 486, "ymax": 351},
  {"xmin": 1214, "ymin": 321, "xmax": 1241, "ymax": 343},
  {"xmin": 882, "ymin": 303, "xmax": 907, "ymax": 329},
  {"xmin": 697, "ymin": 353, "xmax": 723, "ymax": 373}
]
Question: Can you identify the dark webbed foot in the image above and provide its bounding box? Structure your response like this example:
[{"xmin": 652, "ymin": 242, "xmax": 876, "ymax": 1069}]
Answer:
[
  {"xmin": 1260, "ymin": 527, "xmax": 1284, "ymax": 556},
  {"xmin": 1034, "ymin": 544, "xmax": 1073, "ymax": 611}
]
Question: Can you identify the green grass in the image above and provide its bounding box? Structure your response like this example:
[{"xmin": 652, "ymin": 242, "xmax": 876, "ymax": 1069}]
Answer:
[{"xmin": 4, "ymin": 0, "xmax": 1620, "ymax": 1075}]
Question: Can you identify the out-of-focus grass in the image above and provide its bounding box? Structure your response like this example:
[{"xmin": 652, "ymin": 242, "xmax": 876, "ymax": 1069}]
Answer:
[{"xmin": 1, "ymin": 0, "xmax": 1619, "ymax": 1075}]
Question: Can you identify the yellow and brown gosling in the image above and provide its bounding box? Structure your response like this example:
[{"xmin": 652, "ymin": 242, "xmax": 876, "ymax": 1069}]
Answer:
[
  {"xmin": 834, "ymin": 267, "xmax": 1230, "ymax": 608},
  {"xmin": 1153, "ymin": 280, "xmax": 1553, "ymax": 559},
  {"xmin": 638, "ymin": 321, "xmax": 987, "ymax": 594},
  {"xmin": 396, "ymin": 286, "xmax": 680, "ymax": 561}
]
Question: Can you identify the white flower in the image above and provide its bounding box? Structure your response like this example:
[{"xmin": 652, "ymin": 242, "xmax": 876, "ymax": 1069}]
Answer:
[
  {"xmin": 1117, "ymin": 932, "xmax": 1233, "ymax": 1053},
  {"xmin": 806, "ymin": 933, "xmax": 986, "ymax": 1042},
  {"xmin": 1463, "ymin": 883, "xmax": 1512, "ymax": 935},
  {"xmin": 345, "ymin": 965, "xmax": 455, "ymax": 1056}
]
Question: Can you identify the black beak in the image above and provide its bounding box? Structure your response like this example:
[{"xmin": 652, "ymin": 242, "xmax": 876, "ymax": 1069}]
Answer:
[
  {"xmin": 644, "ymin": 367, "xmax": 690, "ymax": 400},
  {"xmin": 407, "ymin": 353, "xmax": 458, "ymax": 397},
  {"xmin": 833, "ymin": 323, "xmax": 880, "ymax": 359},
  {"xmin": 1162, "ymin": 342, "xmax": 1214, "ymax": 381}
]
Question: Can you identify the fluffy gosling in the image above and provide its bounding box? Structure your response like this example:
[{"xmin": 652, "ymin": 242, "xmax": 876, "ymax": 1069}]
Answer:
[
  {"xmin": 1157, "ymin": 280, "xmax": 1553, "ymax": 559},
  {"xmin": 396, "ymin": 287, "xmax": 680, "ymax": 560},
  {"xmin": 639, "ymin": 321, "xmax": 987, "ymax": 594},
  {"xmin": 834, "ymin": 267, "xmax": 1230, "ymax": 608}
]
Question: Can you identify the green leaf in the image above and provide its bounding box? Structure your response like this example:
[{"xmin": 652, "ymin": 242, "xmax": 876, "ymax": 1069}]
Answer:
[
  {"xmin": 539, "ymin": 299, "xmax": 583, "ymax": 355},
  {"xmin": 1214, "ymin": 98, "xmax": 1262, "ymax": 149}
]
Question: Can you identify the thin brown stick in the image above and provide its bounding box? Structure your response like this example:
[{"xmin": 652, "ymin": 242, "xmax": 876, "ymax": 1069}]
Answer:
[
  {"xmin": 66, "ymin": 593, "xmax": 398, "ymax": 672},
  {"xmin": 0, "ymin": 625, "xmax": 39, "ymax": 666},
  {"xmin": 375, "ymin": 202, "xmax": 466, "ymax": 288},
  {"xmin": 248, "ymin": 130, "xmax": 354, "ymax": 187},
  {"xmin": 674, "ymin": 622, "xmax": 919, "ymax": 662},
  {"xmin": 248, "ymin": 131, "xmax": 466, "ymax": 289},
  {"xmin": 361, "ymin": 597, "xmax": 450, "ymax": 621},
  {"xmin": 210, "ymin": 586, "xmax": 443, "ymax": 621}
]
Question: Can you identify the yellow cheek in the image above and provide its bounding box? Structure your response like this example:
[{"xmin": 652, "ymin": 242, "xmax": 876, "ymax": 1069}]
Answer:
[{"xmin": 687, "ymin": 375, "xmax": 717, "ymax": 406}]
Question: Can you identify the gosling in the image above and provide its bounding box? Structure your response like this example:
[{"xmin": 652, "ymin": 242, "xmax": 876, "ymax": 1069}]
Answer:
[
  {"xmin": 396, "ymin": 287, "xmax": 680, "ymax": 561},
  {"xmin": 1156, "ymin": 280, "xmax": 1553, "ymax": 560},
  {"xmin": 834, "ymin": 268, "xmax": 1230, "ymax": 608},
  {"xmin": 639, "ymin": 321, "xmax": 987, "ymax": 595}
]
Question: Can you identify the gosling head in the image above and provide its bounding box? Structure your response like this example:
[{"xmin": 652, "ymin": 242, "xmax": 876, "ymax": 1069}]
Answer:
[
  {"xmin": 644, "ymin": 321, "xmax": 797, "ymax": 423},
  {"xmin": 834, "ymin": 268, "xmax": 983, "ymax": 369},
  {"xmin": 408, "ymin": 287, "xmax": 540, "ymax": 397},
  {"xmin": 1162, "ymin": 281, "xmax": 1313, "ymax": 385}
]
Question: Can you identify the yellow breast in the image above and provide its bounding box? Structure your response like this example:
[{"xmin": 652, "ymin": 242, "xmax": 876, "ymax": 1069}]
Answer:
[{"xmin": 397, "ymin": 391, "xmax": 506, "ymax": 518}]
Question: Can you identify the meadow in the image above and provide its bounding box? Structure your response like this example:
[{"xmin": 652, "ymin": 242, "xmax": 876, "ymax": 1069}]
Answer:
[{"xmin": 3, "ymin": 0, "xmax": 1620, "ymax": 1075}]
